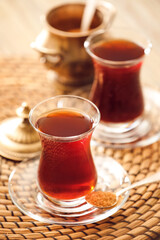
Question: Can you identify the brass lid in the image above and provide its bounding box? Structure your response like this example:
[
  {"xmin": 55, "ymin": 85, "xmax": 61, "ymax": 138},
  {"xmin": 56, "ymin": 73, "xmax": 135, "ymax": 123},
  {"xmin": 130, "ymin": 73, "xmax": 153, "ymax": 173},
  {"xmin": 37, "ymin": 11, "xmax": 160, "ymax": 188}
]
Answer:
[{"xmin": 0, "ymin": 102, "xmax": 41, "ymax": 161}]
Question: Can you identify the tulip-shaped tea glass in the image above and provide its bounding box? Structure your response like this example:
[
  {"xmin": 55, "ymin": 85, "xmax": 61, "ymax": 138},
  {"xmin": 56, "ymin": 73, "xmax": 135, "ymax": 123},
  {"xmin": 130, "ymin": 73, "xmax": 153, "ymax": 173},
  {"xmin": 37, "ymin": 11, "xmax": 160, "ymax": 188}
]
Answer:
[
  {"xmin": 85, "ymin": 28, "xmax": 152, "ymax": 147},
  {"xmin": 29, "ymin": 95, "xmax": 100, "ymax": 211},
  {"xmin": 8, "ymin": 95, "xmax": 131, "ymax": 224}
]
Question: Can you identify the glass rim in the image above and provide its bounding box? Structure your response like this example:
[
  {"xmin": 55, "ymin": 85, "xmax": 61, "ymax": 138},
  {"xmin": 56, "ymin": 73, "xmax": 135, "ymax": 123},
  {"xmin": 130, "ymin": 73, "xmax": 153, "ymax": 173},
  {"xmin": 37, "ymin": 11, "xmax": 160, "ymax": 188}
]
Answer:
[
  {"xmin": 29, "ymin": 95, "xmax": 100, "ymax": 142},
  {"xmin": 84, "ymin": 28, "xmax": 152, "ymax": 67}
]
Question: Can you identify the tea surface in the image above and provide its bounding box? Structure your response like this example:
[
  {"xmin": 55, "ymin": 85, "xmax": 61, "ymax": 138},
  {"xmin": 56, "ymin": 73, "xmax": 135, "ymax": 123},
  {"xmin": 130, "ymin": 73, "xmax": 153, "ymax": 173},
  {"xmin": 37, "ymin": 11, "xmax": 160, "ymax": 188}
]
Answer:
[
  {"xmin": 91, "ymin": 39, "xmax": 144, "ymax": 61},
  {"xmin": 36, "ymin": 109, "xmax": 93, "ymax": 137}
]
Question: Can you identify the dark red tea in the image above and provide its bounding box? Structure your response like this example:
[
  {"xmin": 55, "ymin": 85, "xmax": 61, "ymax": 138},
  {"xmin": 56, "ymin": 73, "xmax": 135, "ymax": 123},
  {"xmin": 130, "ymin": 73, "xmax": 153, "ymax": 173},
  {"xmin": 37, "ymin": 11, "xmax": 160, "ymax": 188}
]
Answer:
[
  {"xmin": 36, "ymin": 109, "xmax": 97, "ymax": 200},
  {"xmin": 90, "ymin": 39, "xmax": 145, "ymax": 123}
]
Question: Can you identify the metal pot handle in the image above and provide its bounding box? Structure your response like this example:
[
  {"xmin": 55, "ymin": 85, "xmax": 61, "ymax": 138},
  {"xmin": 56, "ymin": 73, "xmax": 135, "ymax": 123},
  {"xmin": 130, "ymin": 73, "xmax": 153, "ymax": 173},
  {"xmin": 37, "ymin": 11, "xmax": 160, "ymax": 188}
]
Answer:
[{"xmin": 30, "ymin": 41, "xmax": 63, "ymax": 66}]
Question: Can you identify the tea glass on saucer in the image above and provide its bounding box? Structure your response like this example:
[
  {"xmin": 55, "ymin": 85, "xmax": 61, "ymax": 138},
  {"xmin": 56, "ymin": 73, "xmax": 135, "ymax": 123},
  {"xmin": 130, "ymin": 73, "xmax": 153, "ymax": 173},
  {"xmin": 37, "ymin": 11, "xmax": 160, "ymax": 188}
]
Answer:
[
  {"xmin": 84, "ymin": 28, "xmax": 154, "ymax": 148},
  {"xmin": 8, "ymin": 95, "xmax": 131, "ymax": 225},
  {"xmin": 29, "ymin": 95, "xmax": 100, "ymax": 208}
]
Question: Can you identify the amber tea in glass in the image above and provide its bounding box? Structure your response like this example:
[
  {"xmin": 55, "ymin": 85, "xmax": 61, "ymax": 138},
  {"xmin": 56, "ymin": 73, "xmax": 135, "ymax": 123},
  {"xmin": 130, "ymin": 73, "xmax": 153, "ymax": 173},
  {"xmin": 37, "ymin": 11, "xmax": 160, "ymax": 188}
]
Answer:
[
  {"xmin": 29, "ymin": 95, "xmax": 100, "ymax": 203},
  {"xmin": 85, "ymin": 28, "xmax": 152, "ymax": 134}
]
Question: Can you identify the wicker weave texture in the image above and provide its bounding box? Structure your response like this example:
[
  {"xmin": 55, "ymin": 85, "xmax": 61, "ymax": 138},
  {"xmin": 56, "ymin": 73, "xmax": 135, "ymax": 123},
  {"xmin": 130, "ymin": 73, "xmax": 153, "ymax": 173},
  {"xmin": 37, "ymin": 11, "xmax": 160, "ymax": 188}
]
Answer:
[{"xmin": 0, "ymin": 57, "xmax": 159, "ymax": 240}]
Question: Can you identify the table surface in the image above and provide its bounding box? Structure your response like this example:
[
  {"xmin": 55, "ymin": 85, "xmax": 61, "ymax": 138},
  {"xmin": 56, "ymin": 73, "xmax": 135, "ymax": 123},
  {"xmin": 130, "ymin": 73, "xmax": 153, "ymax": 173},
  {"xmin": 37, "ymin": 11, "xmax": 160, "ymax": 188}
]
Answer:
[
  {"xmin": 0, "ymin": 0, "xmax": 160, "ymax": 88},
  {"xmin": 0, "ymin": 57, "xmax": 159, "ymax": 239},
  {"xmin": 0, "ymin": 1, "xmax": 160, "ymax": 240}
]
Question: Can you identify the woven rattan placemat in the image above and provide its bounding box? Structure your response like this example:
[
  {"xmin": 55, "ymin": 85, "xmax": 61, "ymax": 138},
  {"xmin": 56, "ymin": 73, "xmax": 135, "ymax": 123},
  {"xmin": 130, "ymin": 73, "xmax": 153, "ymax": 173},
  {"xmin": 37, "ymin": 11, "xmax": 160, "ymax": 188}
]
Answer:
[{"xmin": 0, "ymin": 57, "xmax": 159, "ymax": 240}]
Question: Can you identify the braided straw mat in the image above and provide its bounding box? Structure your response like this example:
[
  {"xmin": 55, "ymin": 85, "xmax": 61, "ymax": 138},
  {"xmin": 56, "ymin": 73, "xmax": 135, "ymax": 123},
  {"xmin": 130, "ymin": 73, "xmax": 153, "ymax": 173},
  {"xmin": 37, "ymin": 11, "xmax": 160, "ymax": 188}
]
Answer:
[{"xmin": 0, "ymin": 57, "xmax": 159, "ymax": 240}]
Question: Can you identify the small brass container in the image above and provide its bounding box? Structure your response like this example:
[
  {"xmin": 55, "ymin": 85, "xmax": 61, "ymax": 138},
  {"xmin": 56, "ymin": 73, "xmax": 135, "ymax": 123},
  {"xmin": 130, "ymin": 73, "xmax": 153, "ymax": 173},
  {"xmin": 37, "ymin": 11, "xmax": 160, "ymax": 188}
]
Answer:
[
  {"xmin": 31, "ymin": 0, "xmax": 116, "ymax": 86},
  {"xmin": 0, "ymin": 103, "xmax": 41, "ymax": 161}
]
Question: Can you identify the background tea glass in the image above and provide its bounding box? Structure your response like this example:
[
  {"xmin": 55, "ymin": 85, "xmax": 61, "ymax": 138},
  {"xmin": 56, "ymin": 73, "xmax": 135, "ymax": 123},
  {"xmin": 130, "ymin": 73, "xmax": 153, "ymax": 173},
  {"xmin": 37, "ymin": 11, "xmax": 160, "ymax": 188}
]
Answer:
[
  {"xmin": 85, "ymin": 28, "xmax": 152, "ymax": 144},
  {"xmin": 31, "ymin": 0, "xmax": 116, "ymax": 86},
  {"xmin": 29, "ymin": 95, "xmax": 100, "ymax": 210}
]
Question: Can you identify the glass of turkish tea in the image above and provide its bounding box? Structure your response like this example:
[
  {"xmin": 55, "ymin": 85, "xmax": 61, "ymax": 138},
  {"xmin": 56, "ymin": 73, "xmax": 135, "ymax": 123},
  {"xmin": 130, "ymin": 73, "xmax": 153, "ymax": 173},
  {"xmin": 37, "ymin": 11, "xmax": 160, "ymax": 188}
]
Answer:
[
  {"xmin": 29, "ymin": 95, "xmax": 100, "ymax": 207},
  {"xmin": 84, "ymin": 28, "xmax": 152, "ymax": 135}
]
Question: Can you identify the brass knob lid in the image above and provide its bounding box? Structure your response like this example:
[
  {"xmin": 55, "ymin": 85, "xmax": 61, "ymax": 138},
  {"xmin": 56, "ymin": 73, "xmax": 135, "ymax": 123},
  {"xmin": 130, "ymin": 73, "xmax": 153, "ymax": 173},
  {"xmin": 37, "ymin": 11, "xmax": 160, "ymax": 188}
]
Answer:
[
  {"xmin": 16, "ymin": 102, "xmax": 30, "ymax": 119},
  {"xmin": 6, "ymin": 102, "xmax": 39, "ymax": 144},
  {"xmin": 0, "ymin": 102, "xmax": 41, "ymax": 161}
]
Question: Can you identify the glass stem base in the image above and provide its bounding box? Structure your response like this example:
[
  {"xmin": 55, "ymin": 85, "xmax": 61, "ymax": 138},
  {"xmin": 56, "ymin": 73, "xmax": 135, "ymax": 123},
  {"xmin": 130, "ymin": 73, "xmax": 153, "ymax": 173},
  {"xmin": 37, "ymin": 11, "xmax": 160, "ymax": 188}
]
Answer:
[{"xmin": 100, "ymin": 116, "xmax": 143, "ymax": 134}]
